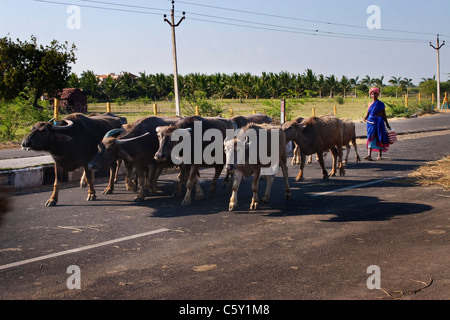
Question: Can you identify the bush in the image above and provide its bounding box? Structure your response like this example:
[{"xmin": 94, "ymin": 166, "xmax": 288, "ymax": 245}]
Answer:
[
  {"xmin": 262, "ymin": 100, "xmax": 293, "ymax": 123},
  {"xmin": 335, "ymin": 96, "xmax": 345, "ymax": 105},
  {"xmin": 183, "ymin": 91, "xmax": 223, "ymax": 117},
  {"xmin": 0, "ymin": 97, "xmax": 52, "ymax": 142},
  {"xmin": 385, "ymin": 102, "xmax": 415, "ymax": 118}
]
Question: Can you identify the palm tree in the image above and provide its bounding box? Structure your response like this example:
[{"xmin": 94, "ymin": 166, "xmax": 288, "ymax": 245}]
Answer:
[
  {"xmin": 325, "ymin": 75, "xmax": 338, "ymax": 98},
  {"xmin": 317, "ymin": 74, "xmax": 326, "ymax": 98},
  {"xmin": 373, "ymin": 75, "xmax": 384, "ymax": 97},
  {"xmin": 400, "ymin": 78, "xmax": 413, "ymax": 97},
  {"xmin": 350, "ymin": 76, "xmax": 360, "ymax": 98},
  {"xmin": 340, "ymin": 75, "xmax": 351, "ymax": 99},
  {"xmin": 388, "ymin": 76, "xmax": 402, "ymax": 98},
  {"xmin": 79, "ymin": 70, "xmax": 100, "ymax": 99}
]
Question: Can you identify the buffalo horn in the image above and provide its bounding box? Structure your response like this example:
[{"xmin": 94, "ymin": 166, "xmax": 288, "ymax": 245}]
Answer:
[
  {"xmin": 116, "ymin": 132, "xmax": 150, "ymax": 145},
  {"xmin": 51, "ymin": 119, "xmax": 74, "ymax": 131},
  {"xmin": 104, "ymin": 128, "xmax": 125, "ymax": 139}
]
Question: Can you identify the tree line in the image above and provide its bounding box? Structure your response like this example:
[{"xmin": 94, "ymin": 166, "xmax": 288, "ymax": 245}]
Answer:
[
  {"xmin": 67, "ymin": 70, "xmax": 448, "ymax": 103},
  {"xmin": 1, "ymin": 35, "xmax": 449, "ymax": 106}
]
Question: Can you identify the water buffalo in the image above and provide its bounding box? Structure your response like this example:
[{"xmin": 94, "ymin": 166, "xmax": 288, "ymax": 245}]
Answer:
[
  {"xmin": 88, "ymin": 116, "xmax": 181, "ymax": 201},
  {"xmin": 305, "ymin": 119, "xmax": 361, "ymax": 165},
  {"xmin": 231, "ymin": 113, "xmax": 272, "ymax": 128},
  {"xmin": 21, "ymin": 113, "xmax": 124, "ymax": 206},
  {"xmin": 282, "ymin": 115, "xmax": 345, "ymax": 181},
  {"xmin": 224, "ymin": 123, "xmax": 291, "ymax": 211},
  {"xmin": 155, "ymin": 116, "xmax": 235, "ymax": 206}
]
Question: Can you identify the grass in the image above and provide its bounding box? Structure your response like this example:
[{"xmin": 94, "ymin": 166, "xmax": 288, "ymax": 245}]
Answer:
[
  {"xmin": 88, "ymin": 96, "xmax": 410, "ymax": 123},
  {"xmin": 1, "ymin": 94, "xmax": 437, "ymax": 147},
  {"xmin": 408, "ymin": 155, "xmax": 450, "ymax": 190}
]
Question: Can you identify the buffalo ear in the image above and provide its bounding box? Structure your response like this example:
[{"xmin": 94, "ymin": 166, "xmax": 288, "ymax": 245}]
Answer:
[{"xmin": 54, "ymin": 132, "xmax": 73, "ymax": 142}]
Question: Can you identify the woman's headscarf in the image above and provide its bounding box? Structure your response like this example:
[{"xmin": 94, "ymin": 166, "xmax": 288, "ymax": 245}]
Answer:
[{"xmin": 369, "ymin": 87, "xmax": 380, "ymax": 95}]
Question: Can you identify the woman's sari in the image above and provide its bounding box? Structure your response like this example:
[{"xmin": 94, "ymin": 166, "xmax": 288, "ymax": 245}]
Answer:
[{"xmin": 366, "ymin": 100, "xmax": 389, "ymax": 152}]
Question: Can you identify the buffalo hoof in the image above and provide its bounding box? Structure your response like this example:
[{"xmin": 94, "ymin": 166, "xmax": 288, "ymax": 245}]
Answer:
[
  {"xmin": 45, "ymin": 199, "xmax": 57, "ymax": 207},
  {"xmin": 195, "ymin": 193, "xmax": 204, "ymax": 200},
  {"xmin": 181, "ymin": 198, "xmax": 191, "ymax": 206},
  {"xmin": 250, "ymin": 200, "xmax": 258, "ymax": 210},
  {"xmin": 340, "ymin": 170, "xmax": 346, "ymax": 177},
  {"xmin": 285, "ymin": 191, "xmax": 291, "ymax": 200},
  {"xmin": 228, "ymin": 202, "xmax": 237, "ymax": 211},
  {"xmin": 295, "ymin": 176, "xmax": 304, "ymax": 182},
  {"xmin": 102, "ymin": 188, "xmax": 113, "ymax": 195},
  {"xmin": 86, "ymin": 194, "xmax": 97, "ymax": 201},
  {"xmin": 134, "ymin": 196, "xmax": 145, "ymax": 202}
]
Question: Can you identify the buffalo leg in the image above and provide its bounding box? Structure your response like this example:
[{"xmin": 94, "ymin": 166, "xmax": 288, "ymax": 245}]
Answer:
[
  {"xmin": 352, "ymin": 138, "xmax": 361, "ymax": 163},
  {"xmin": 194, "ymin": 174, "xmax": 204, "ymax": 200},
  {"xmin": 281, "ymin": 162, "xmax": 291, "ymax": 199},
  {"xmin": 84, "ymin": 167, "xmax": 97, "ymax": 201},
  {"xmin": 229, "ymin": 170, "xmax": 243, "ymax": 211},
  {"xmin": 250, "ymin": 169, "xmax": 261, "ymax": 210},
  {"xmin": 337, "ymin": 145, "xmax": 345, "ymax": 176},
  {"xmin": 45, "ymin": 165, "xmax": 60, "ymax": 207},
  {"xmin": 182, "ymin": 165, "xmax": 199, "ymax": 206},
  {"xmin": 134, "ymin": 168, "xmax": 147, "ymax": 201},
  {"xmin": 316, "ymin": 152, "xmax": 329, "ymax": 179},
  {"xmin": 260, "ymin": 174, "xmax": 274, "ymax": 205},
  {"xmin": 103, "ymin": 162, "xmax": 117, "ymax": 195},
  {"xmin": 124, "ymin": 162, "xmax": 137, "ymax": 192},
  {"xmin": 328, "ymin": 147, "xmax": 338, "ymax": 177},
  {"xmin": 114, "ymin": 159, "xmax": 122, "ymax": 183},
  {"xmin": 295, "ymin": 153, "xmax": 307, "ymax": 181},
  {"xmin": 209, "ymin": 165, "xmax": 223, "ymax": 194}
]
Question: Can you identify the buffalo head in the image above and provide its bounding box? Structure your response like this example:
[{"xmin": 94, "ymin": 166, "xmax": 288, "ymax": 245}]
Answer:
[{"xmin": 21, "ymin": 119, "xmax": 74, "ymax": 151}]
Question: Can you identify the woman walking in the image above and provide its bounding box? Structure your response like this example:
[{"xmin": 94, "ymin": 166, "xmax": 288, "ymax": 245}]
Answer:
[{"xmin": 364, "ymin": 87, "xmax": 391, "ymax": 160}]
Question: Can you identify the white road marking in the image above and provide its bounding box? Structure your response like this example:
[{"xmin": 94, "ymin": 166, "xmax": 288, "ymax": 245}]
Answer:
[
  {"xmin": 0, "ymin": 228, "xmax": 170, "ymax": 271},
  {"xmin": 309, "ymin": 177, "xmax": 399, "ymax": 197}
]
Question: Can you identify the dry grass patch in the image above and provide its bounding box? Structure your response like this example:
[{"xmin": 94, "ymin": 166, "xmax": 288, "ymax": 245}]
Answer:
[{"xmin": 408, "ymin": 155, "xmax": 450, "ymax": 190}]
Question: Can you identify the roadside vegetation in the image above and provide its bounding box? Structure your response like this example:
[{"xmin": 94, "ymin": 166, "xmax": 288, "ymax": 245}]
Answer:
[
  {"xmin": 408, "ymin": 155, "xmax": 450, "ymax": 190},
  {"xmin": 1, "ymin": 35, "xmax": 449, "ymax": 145}
]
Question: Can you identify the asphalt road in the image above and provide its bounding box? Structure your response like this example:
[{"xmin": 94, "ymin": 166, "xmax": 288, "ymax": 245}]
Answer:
[{"xmin": 1, "ymin": 120, "xmax": 450, "ymax": 303}]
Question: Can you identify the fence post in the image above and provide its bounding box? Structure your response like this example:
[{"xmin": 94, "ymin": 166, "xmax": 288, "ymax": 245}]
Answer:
[
  {"xmin": 405, "ymin": 95, "xmax": 408, "ymax": 108},
  {"xmin": 334, "ymin": 105, "xmax": 337, "ymax": 115},
  {"xmin": 106, "ymin": 102, "xmax": 111, "ymax": 113},
  {"xmin": 54, "ymin": 98, "xmax": 60, "ymax": 124},
  {"xmin": 280, "ymin": 99, "xmax": 286, "ymax": 125},
  {"xmin": 195, "ymin": 105, "xmax": 200, "ymax": 115},
  {"xmin": 153, "ymin": 103, "xmax": 158, "ymax": 115},
  {"xmin": 229, "ymin": 108, "xmax": 234, "ymax": 117},
  {"xmin": 312, "ymin": 107, "xmax": 316, "ymax": 117}
]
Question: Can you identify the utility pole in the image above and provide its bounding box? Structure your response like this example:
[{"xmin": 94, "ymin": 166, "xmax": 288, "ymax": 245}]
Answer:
[
  {"xmin": 164, "ymin": 1, "xmax": 185, "ymax": 117},
  {"xmin": 430, "ymin": 34, "xmax": 445, "ymax": 109}
]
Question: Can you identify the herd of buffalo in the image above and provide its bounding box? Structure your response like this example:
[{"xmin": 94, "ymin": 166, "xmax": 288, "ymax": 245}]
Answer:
[{"xmin": 19, "ymin": 112, "xmax": 361, "ymax": 211}]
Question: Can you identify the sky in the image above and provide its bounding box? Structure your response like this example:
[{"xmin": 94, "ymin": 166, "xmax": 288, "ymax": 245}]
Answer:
[{"xmin": 1, "ymin": 0, "xmax": 449, "ymax": 85}]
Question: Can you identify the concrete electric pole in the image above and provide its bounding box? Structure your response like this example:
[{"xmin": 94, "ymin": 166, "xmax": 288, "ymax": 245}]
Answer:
[
  {"xmin": 164, "ymin": 1, "xmax": 185, "ymax": 117},
  {"xmin": 429, "ymin": 34, "xmax": 445, "ymax": 109}
]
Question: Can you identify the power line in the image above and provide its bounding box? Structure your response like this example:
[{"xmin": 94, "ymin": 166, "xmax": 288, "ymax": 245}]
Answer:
[
  {"xmin": 32, "ymin": 0, "xmax": 436, "ymax": 43},
  {"xmin": 176, "ymin": 0, "xmax": 448, "ymax": 38}
]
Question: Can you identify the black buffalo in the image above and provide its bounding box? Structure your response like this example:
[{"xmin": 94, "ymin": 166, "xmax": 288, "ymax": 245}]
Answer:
[{"xmin": 21, "ymin": 113, "xmax": 124, "ymax": 206}]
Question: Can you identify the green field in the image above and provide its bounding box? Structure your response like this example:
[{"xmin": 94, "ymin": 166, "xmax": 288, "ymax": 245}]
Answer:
[
  {"xmin": 89, "ymin": 96, "xmax": 411, "ymax": 124},
  {"xmin": 0, "ymin": 94, "xmax": 432, "ymax": 146}
]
